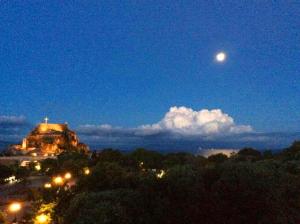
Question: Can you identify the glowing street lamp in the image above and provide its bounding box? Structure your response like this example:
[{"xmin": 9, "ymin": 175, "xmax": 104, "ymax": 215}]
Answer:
[
  {"xmin": 35, "ymin": 164, "xmax": 41, "ymax": 171},
  {"xmin": 64, "ymin": 172, "xmax": 72, "ymax": 180},
  {"xmin": 53, "ymin": 176, "xmax": 64, "ymax": 185},
  {"xmin": 44, "ymin": 183, "xmax": 52, "ymax": 188},
  {"xmin": 8, "ymin": 202, "xmax": 21, "ymax": 223},
  {"xmin": 83, "ymin": 167, "xmax": 90, "ymax": 175},
  {"xmin": 35, "ymin": 213, "xmax": 49, "ymax": 224},
  {"xmin": 9, "ymin": 202, "xmax": 21, "ymax": 212}
]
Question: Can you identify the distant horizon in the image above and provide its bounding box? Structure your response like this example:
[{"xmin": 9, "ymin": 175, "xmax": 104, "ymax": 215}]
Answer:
[{"xmin": 0, "ymin": 115, "xmax": 298, "ymax": 152}]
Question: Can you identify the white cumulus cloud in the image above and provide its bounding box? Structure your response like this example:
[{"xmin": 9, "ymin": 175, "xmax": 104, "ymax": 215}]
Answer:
[{"xmin": 138, "ymin": 106, "xmax": 252, "ymax": 136}]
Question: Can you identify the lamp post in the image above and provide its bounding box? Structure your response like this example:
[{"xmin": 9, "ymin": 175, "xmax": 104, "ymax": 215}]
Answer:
[{"xmin": 8, "ymin": 202, "xmax": 21, "ymax": 223}]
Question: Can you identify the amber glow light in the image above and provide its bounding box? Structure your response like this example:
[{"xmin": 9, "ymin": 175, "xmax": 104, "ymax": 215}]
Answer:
[
  {"xmin": 9, "ymin": 202, "xmax": 21, "ymax": 213},
  {"xmin": 84, "ymin": 168, "xmax": 90, "ymax": 175},
  {"xmin": 35, "ymin": 213, "xmax": 49, "ymax": 223},
  {"xmin": 44, "ymin": 183, "xmax": 52, "ymax": 188},
  {"xmin": 64, "ymin": 172, "xmax": 72, "ymax": 179},
  {"xmin": 35, "ymin": 164, "xmax": 41, "ymax": 171},
  {"xmin": 53, "ymin": 176, "xmax": 64, "ymax": 185}
]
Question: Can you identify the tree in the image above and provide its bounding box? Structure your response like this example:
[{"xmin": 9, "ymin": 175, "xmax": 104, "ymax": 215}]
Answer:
[
  {"xmin": 64, "ymin": 190, "xmax": 163, "ymax": 224},
  {"xmin": 160, "ymin": 165, "xmax": 205, "ymax": 223},
  {"xmin": 57, "ymin": 151, "xmax": 89, "ymax": 176},
  {"xmin": 131, "ymin": 148, "xmax": 163, "ymax": 169},
  {"xmin": 262, "ymin": 150, "xmax": 273, "ymax": 159},
  {"xmin": 210, "ymin": 162, "xmax": 300, "ymax": 224},
  {"xmin": 33, "ymin": 203, "xmax": 55, "ymax": 224},
  {"xmin": 280, "ymin": 141, "xmax": 300, "ymax": 160},
  {"xmin": 235, "ymin": 147, "xmax": 262, "ymax": 161},
  {"xmin": 41, "ymin": 158, "xmax": 58, "ymax": 175},
  {"xmin": 76, "ymin": 162, "xmax": 135, "ymax": 192},
  {"xmin": 0, "ymin": 211, "xmax": 8, "ymax": 224},
  {"xmin": 208, "ymin": 153, "xmax": 228, "ymax": 163},
  {"xmin": 238, "ymin": 148, "xmax": 261, "ymax": 157},
  {"xmin": 0, "ymin": 164, "xmax": 13, "ymax": 183},
  {"xmin": 163, "ymin": 152, "xmax": 195, "ymax": 168},
  {"xmin": 96, "ymin": 149, "xmax": 124, "ymax": 164}
]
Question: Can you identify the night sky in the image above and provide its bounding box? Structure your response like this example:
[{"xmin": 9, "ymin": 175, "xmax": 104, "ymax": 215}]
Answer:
[{"xmin": 0, "ymin": 1, "xmax": 299, "ymax": 150}]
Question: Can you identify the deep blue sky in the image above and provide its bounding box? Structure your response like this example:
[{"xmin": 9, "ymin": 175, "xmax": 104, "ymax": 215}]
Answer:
[{"xmin": 0, "ymin": 1, "xmax": 299, "ymax": 149}]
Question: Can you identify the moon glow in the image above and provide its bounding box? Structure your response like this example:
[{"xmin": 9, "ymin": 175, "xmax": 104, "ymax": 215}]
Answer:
[{"xmin": 216, "ymin": 52, "xmax": 226, "ymax": 62}]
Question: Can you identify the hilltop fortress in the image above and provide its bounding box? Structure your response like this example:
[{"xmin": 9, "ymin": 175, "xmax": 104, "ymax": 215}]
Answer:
[{"xmin": 9, "ymin": 118, "xmax": 89, "ymax": 156}]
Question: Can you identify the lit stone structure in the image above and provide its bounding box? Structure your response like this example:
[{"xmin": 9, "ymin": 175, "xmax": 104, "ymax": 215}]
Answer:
[{"xmin": 9, "ymin": 118, "xmax": 89, "ymax": 156}]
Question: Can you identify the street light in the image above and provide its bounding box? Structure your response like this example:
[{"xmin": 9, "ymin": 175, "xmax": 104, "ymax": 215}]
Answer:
[
  {"xmin": 9, "ymin": 202, "xmax": 21, "ymax": 212},
  {"xmin": 53, "ymin": 176, "xmax": 64, "ymax": 185},
  {"xmin": 64, "ymin": 172, "xmax": 72, "ymax": 180},
  {"xmin": 83, "ymin": 167, "xmax": 90, "ymax": 175},
  {"xmin": 44, "ymin": 183, "xmax": 52, "ymax": 188},
  {"xmin": 8, "ymin": 202, "xmax": 21, "ymax": 223},
  {"xmin": 35, "ymin": 213, "xmax": 49, "ymax": 224},
  {"xmin": 35, "ymin": 164, "xmax": 41, "ymax": 171}
]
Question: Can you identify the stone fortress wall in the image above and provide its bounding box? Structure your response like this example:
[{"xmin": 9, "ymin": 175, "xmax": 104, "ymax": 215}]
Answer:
[
  {"xmin": 9, "ymin": 119, "xmax": 89, "ymax": 156},
  {"xmin": 37, "ymin": 123, "xmax": 67, "ymax": 133}
]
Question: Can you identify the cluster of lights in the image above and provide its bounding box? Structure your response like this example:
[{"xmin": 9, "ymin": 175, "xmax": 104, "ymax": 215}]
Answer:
[
  {"xmin": 44, "ymin": 169, "xmax": 90, "ymax": 189},
  {"xmin": 51, "ymin": 172, "xmax": 71, "ymax": 185},
  {"xmin": 4, "ymin": 175, "xmax": 18, "ymax": 184},
  {"xmin": 9, "ymin": 170, "xmax": 90, "ymax": 220}
]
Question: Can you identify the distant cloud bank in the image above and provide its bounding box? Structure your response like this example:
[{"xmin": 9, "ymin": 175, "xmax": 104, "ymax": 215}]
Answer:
[
  {"xmin": 0, "ymin": 108, "xmax": 299, "ymax": 151},
  {"xmin": 75, "ymin": 106, "xmax": 299, "ymax": 150},
  {"xmin": 0, "ymin": 115, "xmax": 26, "ymax": 126},
  {"xmin": 0, "ymin": 115, "xmax": 28, "ymax": 142}
]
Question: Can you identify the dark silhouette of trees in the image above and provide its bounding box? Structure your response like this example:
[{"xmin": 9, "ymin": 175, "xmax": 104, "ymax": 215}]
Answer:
[
  {"xmin": 207, "ymin": 153, "xmax": 228, "ymax": 163},
  {"xmin": 14, "ymin": 141, "xmax": 300, "ymax": 224}
]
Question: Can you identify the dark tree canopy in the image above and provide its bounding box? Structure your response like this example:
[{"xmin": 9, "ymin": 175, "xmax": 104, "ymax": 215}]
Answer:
[{"xmin": 7, "ymin": 141, "xmax": 300, "ymax": 224}]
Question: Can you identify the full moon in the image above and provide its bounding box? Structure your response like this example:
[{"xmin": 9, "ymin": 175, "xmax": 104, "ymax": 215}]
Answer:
[{"xmin": 215, "ymin": 52, "xmax": 226, "ymax": 62}]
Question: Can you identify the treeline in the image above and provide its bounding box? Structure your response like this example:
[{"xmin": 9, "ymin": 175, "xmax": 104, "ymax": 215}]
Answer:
[
  {"xmin": 36, "ymin": 141, "xmax": 300, "ymax": 224},
  {"xmin": 3, "ymin": 142, "xmax": 300, "ymax": 223}
]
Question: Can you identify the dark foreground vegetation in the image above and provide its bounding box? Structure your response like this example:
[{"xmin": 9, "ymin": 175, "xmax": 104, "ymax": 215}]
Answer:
[{"xmin": 2, "ymin": 141, "xmax": 300, "ymax": 223}]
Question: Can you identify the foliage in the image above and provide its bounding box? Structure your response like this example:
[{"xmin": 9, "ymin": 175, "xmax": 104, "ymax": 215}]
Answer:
[
  {"xmin": 0, "ymin": 211, "xmax": 8, "ymax": 224},
  {"xmin": 76, "ymin": 162, "xmax": 137, "ymax": 192},
  {"xmin": 64, "ymin": 189, "xmax": 164, "ymax": 224},
  {"xmin": 33, "ymin": 203, "xmax": 56, "ymax": 224},
  {"xmin": 30, "ymin": 141, "xmax": 300, "ymax": 224},
  {"xmin": 207, "ymin": 153, "xmax": 228, "ymax": 163},
  {"xmin": 56, "ymin": 151, "xmax": 89, "ymax": 176},
  {"xmin": 163, "ymin": 152, "xmax": 196, "ymax": 168},
  {"xmin": 131, "ymin": 148, "xmax": 163, "ymax": 169},
  {"xmin": 0, "ymin": 164, "xmax": 13, "ymax": 183}
]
